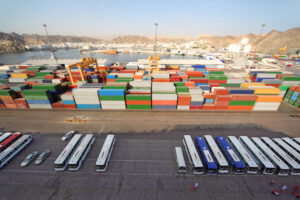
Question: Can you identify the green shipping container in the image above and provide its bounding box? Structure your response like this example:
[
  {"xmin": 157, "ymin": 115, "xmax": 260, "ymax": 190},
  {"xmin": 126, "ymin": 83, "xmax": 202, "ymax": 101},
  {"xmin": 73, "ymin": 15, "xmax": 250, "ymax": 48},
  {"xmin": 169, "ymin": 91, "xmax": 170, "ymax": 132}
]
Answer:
[
  {"xmin": 127, "ymin": 105, "xmax": 151, "ymax": 109},
  {"xmin": 100, "ymin": 96, "xmax": 125, "ymax": 101},
  {"xmin": 176, "ymin": 87, "xmax": 189, "ymax": 93},
  {"xmin": 174, "ymin": 82, "xmax": 185, "ymax": 86},
  {"xmin": 209, "ymin": 71, "xmax": 224, "ymax": 75},
  {"xmin": 22, "ymin": 89, "xmax": 49, "ymax": 96},
  {"xmin": 229, "ymin": 101, "xmax": 256, "ymax": 106},
  {"xmin": 282, "ymin": 76, "xmax": 300, "ymax": 81},
  {"xmin": 279, "ymin": 85, "xmax": 290, "ymax": 91},
  {"xmin": 126, "ymin": 95, "xmax": 151, "ymax": 101}
]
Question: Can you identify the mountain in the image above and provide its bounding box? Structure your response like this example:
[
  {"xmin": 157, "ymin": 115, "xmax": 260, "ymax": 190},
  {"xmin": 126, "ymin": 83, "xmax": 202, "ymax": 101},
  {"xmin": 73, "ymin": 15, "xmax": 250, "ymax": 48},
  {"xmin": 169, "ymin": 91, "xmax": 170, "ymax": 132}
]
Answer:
[
  {"xmin": 1, "ymin": 27, "xmax": 300, "ymax": 54},
  {"xmin": 196, "ymin": 28, "xmax": 300, "ymax": 54},
  {"xmin": 0, "ymin": 32, "xmax": 26, "ymax": 53},
  {"xmin": 22, "ymin": 34, "xmax": 103, "ymax": 45}
]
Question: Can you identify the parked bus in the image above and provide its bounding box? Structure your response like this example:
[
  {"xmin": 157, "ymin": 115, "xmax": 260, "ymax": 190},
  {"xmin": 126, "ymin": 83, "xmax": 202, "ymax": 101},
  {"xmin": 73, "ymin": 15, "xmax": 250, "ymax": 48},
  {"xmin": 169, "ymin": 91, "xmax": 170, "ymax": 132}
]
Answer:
[
  {"xmin": 227, "ymin": 136, "xmax": 259, "ymax": 174},
  {"xmin": 182, "ymin": 135, "xmax": 204, "ymax": 174},
  {"xmin": 174, "ymin": 147, "xmax": 186, "ymax": 173},
  {"xmin": 0, "ymin": 132, "xmax": 22, "ymax": 152},
  {"xmin": 0, "ymin": 135, "xmax": 32, "ymax": 169},
  {"xmin": 96, "ymin": 135, "xmax": 116, "ymax": 172},
  {"xmin": 0, "ymin": 132, "xmax": 13, "ymax": 143},
  {"xmin": 293, "ymin": 138, "xmax": 300, "ymax": 145},
  {"xmin": 252, "ymin": 137, "xmax": 289, "ymax": 176},
  {"xmin": 216, "ymin": 136, "xmax": 246, "ymax": 174},
  {"xmin": 54, "ymin": 134, "xmax": 82, "ymax": 171},
  {"xmin": 68, "ymin": 134, "xmax": 95, "ymax": 171},
  {"xmin": 195, "ymin": 136, "xmax": 217, "ymax": 175},
  {"xmin": 273, "ymin": 138, "xmax": 300, "ymax": 164},
  {"xmin": 204, "ymin": 135, "xmax": 229, "ymax": 173},
  {"xmin": 261, "ymin": 137, "xmax": 300, "ymax": 175},
  {"xmin": 239, "ymin": 136, "xmax": 275, "ymax": 175},
  {"xmin": 282, "ymin": 137, "xmax": 300, "ymax": 153}
]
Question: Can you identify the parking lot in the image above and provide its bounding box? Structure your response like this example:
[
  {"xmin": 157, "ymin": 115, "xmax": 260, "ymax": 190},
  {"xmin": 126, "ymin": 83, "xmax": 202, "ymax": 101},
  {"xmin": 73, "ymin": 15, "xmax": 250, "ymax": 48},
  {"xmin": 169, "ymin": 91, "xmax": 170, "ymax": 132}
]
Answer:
[{"xmin": 0, "ymin": 126, "xmax": 299, "ymax": 200}]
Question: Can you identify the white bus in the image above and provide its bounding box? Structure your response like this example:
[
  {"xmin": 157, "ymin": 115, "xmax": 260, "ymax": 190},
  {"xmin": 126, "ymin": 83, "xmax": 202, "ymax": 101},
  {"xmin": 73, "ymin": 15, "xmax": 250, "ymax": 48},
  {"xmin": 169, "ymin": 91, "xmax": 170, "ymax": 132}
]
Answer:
[
  {"xmin": 68, "ymin": 134, "xmax": 95, "ymax": 171},
  {"xmin": 174, "ymin": 147, "xmax": 186, "ymax": 173},
  {"xmin": 0, "ymin": 132, "xmax": 12, "ymax": 143},
  {"xmin": 262, "ymin": 137, "xmax": 300, "ymax": 175},
  {"xmin": 273, "ymin": 138, "xmax": 300, "ymax": 164},
  {"xmin": 183, "ymin": 135, "xmax": 203, "ymax": 174},
  {"xmin": 0, "ymin": 135, "xmax": 32, "ymax": 169},
  {"xmin": 282, "ymin": 137, "xmax": 300, "ymax": 153},
  {"xmin": 54, "ymin": 134, "xmax": 82, "ymax": 171},
  {"xmin": 252, "ymin": 137, "xmax": 289, "ymax": 176},
  {"xmin": 204, "ymin": 135, "xmax": 229, "ymax": 173},
  {"xmin": 294, "ymin": 138, "xmax": 300, "ymax": 145},
  {"xmin": 239, "ymin": 136, "xmax": 275, "ymax": 175},
  {"xmin": 96, "ymin": 135, "xmax": 116, "ymax": 172},
  {"xmin": 227, "ymin": 136, "xmax": 259, "ymax": 174}
]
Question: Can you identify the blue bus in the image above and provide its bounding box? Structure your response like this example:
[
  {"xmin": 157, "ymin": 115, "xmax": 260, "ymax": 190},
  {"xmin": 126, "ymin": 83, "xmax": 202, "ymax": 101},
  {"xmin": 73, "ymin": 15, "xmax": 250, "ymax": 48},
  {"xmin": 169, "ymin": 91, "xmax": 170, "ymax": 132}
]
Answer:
[
  {"xmin": 216, "ymin": 136, "xmax": 246, "ymax": 174},
  {"xmin": 195, "ymin": 136, "xmax": 218, "ymax": 174}
]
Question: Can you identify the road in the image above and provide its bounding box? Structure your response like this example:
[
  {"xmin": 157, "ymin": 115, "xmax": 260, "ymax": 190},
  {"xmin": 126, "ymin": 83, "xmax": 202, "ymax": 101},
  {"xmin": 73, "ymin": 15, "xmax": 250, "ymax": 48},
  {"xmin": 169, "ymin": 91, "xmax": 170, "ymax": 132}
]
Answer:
[{"xmin": 0, "ymin": 104, "xmax": 299, "ymax": 137}]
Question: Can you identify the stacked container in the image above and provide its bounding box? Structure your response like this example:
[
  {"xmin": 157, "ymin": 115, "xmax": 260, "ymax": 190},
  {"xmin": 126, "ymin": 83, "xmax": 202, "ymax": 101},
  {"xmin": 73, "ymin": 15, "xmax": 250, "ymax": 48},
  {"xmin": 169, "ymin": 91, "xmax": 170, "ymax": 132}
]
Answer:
[
  {"xmin": 189, "ymin": 88, "xmax": 204, "ymax": 110},
  {"xmin": 99, "ymin": 89, "xmax": 126, "ymax": 110},
  {"xmin": 23, "ymin": 89, "xmax": 53, "ymax": 109},
  {"xmin": 126, "ymin": 81, "xmax": 151, "ymax": 109},
  {"xmin": 0, "ymin": 89, "xmax": 17, "ymax": 108},
  {"xmin": 61, "ymin": 92, "xmax": 77, "ymax": 109},
  {"xmin": 283, "ymin": 86, "xmax": 300, "ymax": 108},
  {"xmin": 152, "ymin": 82, "xmax": 177, "ymax": 109},
  {"xmin": 73, "ymin": 88, "xmax": 101, "ymax": 109}
]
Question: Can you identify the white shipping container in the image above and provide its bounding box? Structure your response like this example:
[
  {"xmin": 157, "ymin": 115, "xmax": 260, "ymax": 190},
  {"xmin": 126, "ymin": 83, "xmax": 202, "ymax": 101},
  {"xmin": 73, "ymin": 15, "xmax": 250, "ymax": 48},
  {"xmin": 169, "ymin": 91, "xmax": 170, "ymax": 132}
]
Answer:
[
  {"xmin": 152, "ymin": 94, "xmax": 177, "ymax": 100},
  {"xmin": 254, "ymin": 102, "xmax": 281, "ymax": 107},
  {"xmin": 177, "ymin": 105, "xmax": 190, "ymax": 110},
  {"xmin": 253, "ymin": 106, "xmax": 279, "ymax": 111},
  {"xmin": 189, "ymin": 88, "xmax": 203, "ymax": 95},
  {"xmin": 100, "ymin": 101, "xmax": 126, "ymax": 106},
  {"xmin": 256, "ymin": 73, "xmax": 277, "ymax": 78},
  {"xmin": 28, "ymin": 104, "xmax": 52, "ymax": 109},
  {"xmin": 101, "ymin": 105, "xmax": 126, "ymax": 110}
]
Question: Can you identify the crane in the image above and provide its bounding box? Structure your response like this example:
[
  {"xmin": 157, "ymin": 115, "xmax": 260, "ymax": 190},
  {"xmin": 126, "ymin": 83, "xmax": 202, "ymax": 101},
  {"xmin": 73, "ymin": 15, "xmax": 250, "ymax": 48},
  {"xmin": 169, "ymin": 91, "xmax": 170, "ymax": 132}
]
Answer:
[
  {"xmin": 67, "ymin": 57, "xmax": 103, "ymax": 85},
  {"xmin": 279, "ymin": 46, "xmax": 287, "ymax": 55}
]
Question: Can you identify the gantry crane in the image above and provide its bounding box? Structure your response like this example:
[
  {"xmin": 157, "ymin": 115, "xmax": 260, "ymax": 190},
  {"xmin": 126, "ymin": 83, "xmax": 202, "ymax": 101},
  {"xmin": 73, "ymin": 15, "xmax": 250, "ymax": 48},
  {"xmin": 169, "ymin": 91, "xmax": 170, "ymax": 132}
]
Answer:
[
  {"xmin": 146, "ymin": 56, "xmax": 160, "ymax": 75},
  {"xmin": 67, "ymin": 57, "xmax": 101, "ymax": 85}
]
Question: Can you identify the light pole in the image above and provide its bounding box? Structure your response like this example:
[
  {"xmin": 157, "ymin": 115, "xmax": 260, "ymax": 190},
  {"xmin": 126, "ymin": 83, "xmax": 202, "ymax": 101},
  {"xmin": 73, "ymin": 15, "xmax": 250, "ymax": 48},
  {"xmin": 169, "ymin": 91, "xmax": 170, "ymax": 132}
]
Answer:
[
  {"xmin": 155, "ymin": 22, "xmax": 158, "ymax": 56},
  {"xmin": 43, "ymin": 24, "xmax": 57, "ymax": 63},
  {"xmin": 253, "ymin": 24, "xmax": 266, "ymax": 53}
]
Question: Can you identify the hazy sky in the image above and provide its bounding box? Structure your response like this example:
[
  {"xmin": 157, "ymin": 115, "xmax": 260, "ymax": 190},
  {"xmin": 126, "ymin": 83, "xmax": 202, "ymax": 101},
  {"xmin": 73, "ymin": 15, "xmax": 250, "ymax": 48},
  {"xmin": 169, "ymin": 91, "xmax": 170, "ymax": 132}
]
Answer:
[{"xmin": 0, "ymin": 0, "xmax": 299, "ymax": 38}]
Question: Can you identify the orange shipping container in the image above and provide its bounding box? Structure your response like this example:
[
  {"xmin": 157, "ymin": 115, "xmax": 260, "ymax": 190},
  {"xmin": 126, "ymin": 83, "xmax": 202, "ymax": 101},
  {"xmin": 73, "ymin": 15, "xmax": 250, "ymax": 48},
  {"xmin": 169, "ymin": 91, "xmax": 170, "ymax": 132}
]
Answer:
[
  {"xmin": 152, "ymin": 79, "xmax": 170, "ymax": 82},
  {"xmin": 152, "ymin": 100, "xmax": 177, "ymax": 105},
  {"xmin": 230, "ymin": 94, "xmax": 257, "ymax": 101},
  {"xmin": 256, "ymin": 95, "xmax": 282, "ymax": 102},
  {"xmin": 184, "ymin": 82, "xmax": 195, "ymax": 87}
]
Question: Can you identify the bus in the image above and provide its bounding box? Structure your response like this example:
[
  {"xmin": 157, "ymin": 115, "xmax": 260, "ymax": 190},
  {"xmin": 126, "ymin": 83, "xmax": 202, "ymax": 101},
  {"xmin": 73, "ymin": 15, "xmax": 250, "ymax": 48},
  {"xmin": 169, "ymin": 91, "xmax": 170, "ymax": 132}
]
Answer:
[
  {"xmin": 174, "ymin": 147, "xmax": 186, "ymax": 173},
  {"xmin": 252, "ymin": 137, "xmax": 289, "ymax": 176},
  {"xmin": 294, "ymin": 138, "xmax": 300, "ymax": 145},
  {"xmin": 195, "ymin": 136, "xmax": 217, "ymax": 174},
  {"xmin": 273, "ymin": 138, "xmax": 300, "ymax": 164},
  {"xmin": 96, "ymin": 135, "xmax": 116, "ymax": 172},
  {"xmin": 0, "ymin": 135, "xmax": 32, "ymax": 169},
  {"xmin": 182, "ymin": 135, "xmax": 204, "ymax": 174},
  {"xmin": 0, "ymin": 132, "xmax": 23, "ymax": 152},
  {"xmin": 68, "ymin": 134, "xmax": 95, "ymax": 171},
  {"xmin": 204, "ymin": 135, "xmax": 229, "ymax": 173},
  {"xmin": 282, "ymin": 137, "xmax": 300, "ymax": 153},
  {"xmin": 227, "ymin": 136, "xmax": 259, "ymax": 174},
  {"xmin": 239, "ymin": 136, "xmax": 275, "ymax": 175},
  {"xmin": 54, "ymin": 134, "xmax": 82, "ymax": 171},
  {"xmin": 262, "ymin": 137, "xmax": 300, "ymax": 175},
  {"xmin": 0, "ymin": 132, "xmax": 13, "ymax": 143},
  {"xmin": 216, "ymin": 136, "xmax": 246, "ymax": 174}
]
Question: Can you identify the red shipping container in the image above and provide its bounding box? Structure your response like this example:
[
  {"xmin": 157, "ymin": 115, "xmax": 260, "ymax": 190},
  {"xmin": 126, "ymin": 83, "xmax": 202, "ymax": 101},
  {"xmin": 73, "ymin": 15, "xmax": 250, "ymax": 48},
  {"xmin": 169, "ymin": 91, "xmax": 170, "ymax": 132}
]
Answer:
[
  {"xmin": 208, "ymin": 80, "xmax": 227, "ymax": 84},
  {"xmin": 209, "ymin": 83, "xmax": 220, "ymax": 87},
  {"xmin": 189, "ymin": 79, "xmax": 208, "ymax": 83},
  {"xmin": 0, "ymin": 104, "xmax": 6, "ymax": 108},
  {"xmin": 190, "ymin": 106, "xmax": 202, "ymax": 110},
  {"xmin": 202, "ymin": 104, "xmax": 216, "ymax": 110},
  {"xmin": 18, "ymin": 66, "xmax": 29, "ymax": 69},
  {"xmin": 230, "ymin": 94, "xmax": 257, "ymax": 101},
  {"xmin": 228, "ymin": 106, "xmax": 253, "ymax": 111},
  {"xmin": 64, "ymin": 104, "xmax": 77, "ymax": 109},
  {"xmin": 152, "ymin": 79, "xmax": 170, "ymax": 82},
  {"xmin": 214, "ymin": 89, "xmax": 229, "ymax": 95},
  {"xmin": 45, "ymin": 75, "xmax": 55, "ymax": 79},
  {"xmin": 171, "ymin": 76, "xmax": 181, "ymax": 82},
  {"xmin": 215, "ymin": 105, "xmax": 228, "ymax": 110}
]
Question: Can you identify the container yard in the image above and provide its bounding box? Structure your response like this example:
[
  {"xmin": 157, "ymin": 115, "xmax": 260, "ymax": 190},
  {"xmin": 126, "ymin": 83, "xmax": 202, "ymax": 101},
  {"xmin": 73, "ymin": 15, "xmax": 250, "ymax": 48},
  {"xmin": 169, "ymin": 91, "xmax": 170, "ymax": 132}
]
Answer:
[{"xmin": 0, "ymin": 57, "xmax": 300, "ymax": 111}]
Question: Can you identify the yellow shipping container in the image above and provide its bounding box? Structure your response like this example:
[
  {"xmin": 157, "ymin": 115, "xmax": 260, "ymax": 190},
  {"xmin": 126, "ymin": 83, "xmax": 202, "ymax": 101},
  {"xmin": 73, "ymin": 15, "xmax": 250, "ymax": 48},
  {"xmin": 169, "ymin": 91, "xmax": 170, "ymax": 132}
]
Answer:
[
  {"xmin": 241, "ymin": 82, "xmax": 266, "ymax": 88},
  {"xmin": 254, "ymin": 88, "xmax": 281, "ymax": 95},
  {"xmin": 10, "ymin": 73, "xmax": 28, "ymax": 78}
]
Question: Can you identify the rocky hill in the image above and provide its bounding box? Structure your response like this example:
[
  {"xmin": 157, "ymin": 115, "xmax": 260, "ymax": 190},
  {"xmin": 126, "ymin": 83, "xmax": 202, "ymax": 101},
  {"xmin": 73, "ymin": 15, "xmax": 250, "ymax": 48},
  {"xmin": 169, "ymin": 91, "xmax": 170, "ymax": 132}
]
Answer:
[{"xmin": 1, "ymin": 27, "xmax": 300, "ymax": 54}]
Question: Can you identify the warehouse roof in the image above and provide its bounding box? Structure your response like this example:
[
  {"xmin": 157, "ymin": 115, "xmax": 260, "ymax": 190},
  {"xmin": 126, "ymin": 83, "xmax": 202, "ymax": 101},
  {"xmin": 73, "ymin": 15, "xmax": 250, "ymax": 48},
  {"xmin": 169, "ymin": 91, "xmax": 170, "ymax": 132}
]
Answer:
[{"xmin": 137, "ymin": 59, "xmax": 224, "ymax": 65}]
